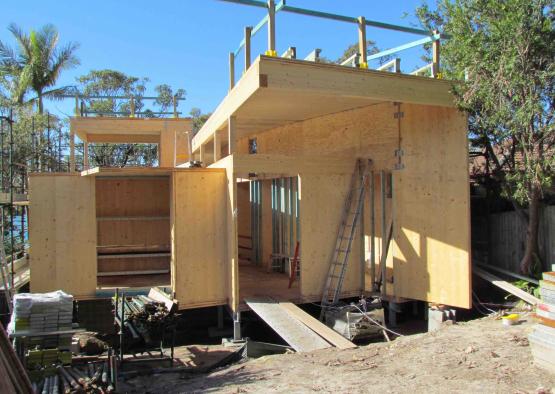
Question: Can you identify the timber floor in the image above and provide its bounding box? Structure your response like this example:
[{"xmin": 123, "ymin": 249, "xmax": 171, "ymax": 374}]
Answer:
[
  {"xmin": 97, "ymin": 273, "xmax": 170, "ymax": 289},
  {"xmin": 239, "ymin": 263, "xmax": 300, "ymax": 308}
]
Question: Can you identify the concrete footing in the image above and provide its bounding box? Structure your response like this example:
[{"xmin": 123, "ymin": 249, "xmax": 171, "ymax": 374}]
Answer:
[{"xmin": 427, "ymin": 307, "xmax": 456, "ymax": 332}]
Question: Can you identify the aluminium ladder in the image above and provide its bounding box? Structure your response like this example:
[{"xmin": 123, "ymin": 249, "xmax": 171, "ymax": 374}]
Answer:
[{"xmin": 319, "ymin": 159, "xmax": 371, "ymax": 320}]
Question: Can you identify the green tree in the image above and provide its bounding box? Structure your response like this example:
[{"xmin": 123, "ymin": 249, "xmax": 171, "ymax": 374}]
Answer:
[
  {"xmin": 77, "ymin": 69, "xmax": 148, "ymax": 116},
  {"xmin": 417, "ymin": 0, "xmax": 555, "ymax": 275},
  {"xmin": 155, "ymin": 84, "xmax": 186, "ymax": 114},
  {"xmin": 335, "ymin": 40, "xmax": 385, "ymax": 65},
  {"xmin": 76, "ymin": 69, "xmax": 187, "ymax": 167},
  {"xmin": 0, "ymin": 23, "xmax": 79, "ymax": 113},
  {"xmin": 189, "ymin": 107, "xmax": 211, "ymax": 135}
]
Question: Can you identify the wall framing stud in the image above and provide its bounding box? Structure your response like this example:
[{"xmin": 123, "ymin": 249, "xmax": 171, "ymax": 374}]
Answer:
[{"xmin": 228, "ymin": 116, "xmax": 237, "ymax": 155}]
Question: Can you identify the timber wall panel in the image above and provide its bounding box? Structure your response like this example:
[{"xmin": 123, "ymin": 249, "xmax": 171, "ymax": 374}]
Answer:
[
  {"xmin": 392, "ymin": 105, "xmax": 471, "ymax": 308},
  {"xmin": 96, "ymin": 219, "xmax": 170, "ymax": 249},
  {"xmin": 96, "ymin": 177, "xmax": 170, "ymax": 217},
  {"xmin": 299, "ymin": 173, "xmax": 363, "ymax": 298},
  {"xmin": 98, "ymin": 256, "xmax": 169, "ymax": 273},
  {"xmin": 235, "ymin": 102, "xmax": 470, "ymax": 308},
  {"xmin": 29, "ymin": 174, "xmax": 97, "ymax": 296},
  {"xmin": 172, "ymin": 170, "xmax": 228, "ymax": 308}
]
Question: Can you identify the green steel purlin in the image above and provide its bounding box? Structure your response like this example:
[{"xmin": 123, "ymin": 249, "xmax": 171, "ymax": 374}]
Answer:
[
  {"xmin": 281, "ymin": 5, "xmax": 431, "ymax": 36},
  {"xmin": 367, "ymin": 34, "xmax": 441, "ymax": 61},
  {"xmin": 218, "ymin": 0, "xmax": 268, "ymax": 9}
]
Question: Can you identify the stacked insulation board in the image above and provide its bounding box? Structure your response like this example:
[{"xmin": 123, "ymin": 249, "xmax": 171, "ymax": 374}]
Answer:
[
  {"xmin": 529, "ymin": 268, "xmax": 555, "ymax": 373},
  {"xmin": 8, "ymin": 291, "xmax": 74, "ymax": 369}
]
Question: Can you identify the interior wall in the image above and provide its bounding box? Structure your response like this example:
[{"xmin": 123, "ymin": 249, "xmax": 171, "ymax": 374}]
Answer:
[
  {"xmin": 29, "ymin": 174, "xmax": 97, "ymax": 296},
  {"xmin": 95, "ymin": 177, "xmax": 171, "ymax": 274},
  {"xmin": 171, "ymin": 170, "xmax": 228, "ymax": 309}
]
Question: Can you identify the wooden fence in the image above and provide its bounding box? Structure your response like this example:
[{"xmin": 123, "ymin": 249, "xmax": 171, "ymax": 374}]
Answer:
[{"xmin": 488, "ymin": 205, "xmax": 555, "ymax": 274}]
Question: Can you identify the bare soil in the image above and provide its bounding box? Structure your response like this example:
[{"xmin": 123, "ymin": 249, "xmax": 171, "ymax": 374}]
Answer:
[{"xmin": 121, "ymin": 314, "xmax": 555, "ymax": 393}]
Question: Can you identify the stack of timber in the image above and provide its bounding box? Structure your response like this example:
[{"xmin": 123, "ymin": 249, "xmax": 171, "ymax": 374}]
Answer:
[
  {"xmin": 114, "ymin": 289, "xmax": 176, "ymax": 346},
  {"xmin": 529, "ymin": 267, "xmax": 555, "ymax": 373},
  {"xmin": 31, "ymin": 359, "xmax": 118, "ymax": 394},
  {"xmin": 8, "ymin": 291, "xmax": 75, "ymax": 368}
]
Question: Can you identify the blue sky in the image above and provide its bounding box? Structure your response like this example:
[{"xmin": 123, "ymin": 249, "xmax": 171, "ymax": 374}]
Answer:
[{"xmin": 1, "ymin": 0, "xmax": 431, "ymax": 118}]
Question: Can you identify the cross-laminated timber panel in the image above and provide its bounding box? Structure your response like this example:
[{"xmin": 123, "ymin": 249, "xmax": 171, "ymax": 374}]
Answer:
[
  {"xmin": 171, "ymin": 169, "xmax": 228, "ymax": 309},
  {"xmin": 192, "ymin": 55, "xmax": 457, "ymax": 153},
  {"xmin": 209, "ymin": 154, "xmax": 364, "ymax": 311},
  {"xmin": 231, "ymin": 102, "xmax": 471, "ymax": 309},
  {"xmin": 29, "ymin": 174, "xmax": 97, "ymax": 296}
]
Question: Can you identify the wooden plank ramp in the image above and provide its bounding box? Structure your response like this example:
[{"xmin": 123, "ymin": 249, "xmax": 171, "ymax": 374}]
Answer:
[
  {"xmin": 279, "ymin": 302, "xmax": 356, "ymax": 349},
  {"xmin": 245, "ymin": 297, "xmax": 355, "ymax": 352},
  {"xmin": 246, "ymin": 297, "xmax": 331, "ymax": 352},
  {"xmin": 473, "ymin": 266, "xmax": 540, "ymax": 305}
]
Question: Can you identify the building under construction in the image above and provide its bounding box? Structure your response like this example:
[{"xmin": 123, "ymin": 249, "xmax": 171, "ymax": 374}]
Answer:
[{"xmin": 4, "ymin": 1, "xmax": 471, "ymax": 345}]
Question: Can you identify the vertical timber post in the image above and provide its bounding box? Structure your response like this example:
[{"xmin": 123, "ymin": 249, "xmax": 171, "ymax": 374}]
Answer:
[
  {"xmin": 83, "ymin": 141, "xmax": 89, "ymax": 169},
  {"xmin": 173, "ymin": 95, "xmax": 178, "ymax": 118},
  {"xmin": 370, "ymin": 171, "xmax": 376, "ymax": 292},
  {"xmin": 358, "ymin": 16, "xmax": 367, "ymax": 68},
  {"xmin": 228, "ymin": 116, "xmax": 237, "ymax": 155},
  {"xmin": 199, "ymin": 143, "xmax": 206, "ymax": 165},
  {"xmin": 267, "ymin": 0, "xmax": 276, "ymax": 55},
  {"xmin": 245, "ymin": 26, "xmax": 252, "ymax": 71},
  {"xmin": 214, "ymin": 131, "xmax": 222, "ymax": 162},
  {"xmin": 229, "ymin": 52, "xmax": 235, "ymax": 91},
  {"xmin": 380, "ymin": 171, "xmax": 387, "ymax": 298},
  {"xmin": 432, "ymin": 30, "xmax": 440, "ymax": 78},
  {"xmin": 69, "ymin": 129, "xmax": 75, "ymax": 172}
]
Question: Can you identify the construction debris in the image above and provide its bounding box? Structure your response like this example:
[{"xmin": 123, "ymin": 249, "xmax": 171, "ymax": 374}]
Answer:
[
  {"xmin": 529, "ymin": 268, "xmax": 555, "ymax": 373},
  {"xmin": 31, "ymin": 361, "xmax": 117, "ymax": 394},
  {"xmin": 114, "ymin": 291, "xmax": 176, "ymax": 349},
  {"xmin": 324, "ymin": 298, "xmax": 385, "ymax": 341}
]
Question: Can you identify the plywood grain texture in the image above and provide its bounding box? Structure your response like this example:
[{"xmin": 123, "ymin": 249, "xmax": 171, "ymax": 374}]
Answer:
[
  {"xmin": 220, "ymin": 102, "xmax": 470, "ymax": 308},
  {"xmin": 96, "ymin": 177, "xmax": 170, "ymax": 217},
  {"xmin": 392, "ymin": 105, "xmax": 471, "ymax": 308},
  {"xmin": 192, "ymin": 56, "xmax": 456, "ymax": 152},
  {"xmin": 171, "ymin": 170, "xmax": 228, "ymax": 309},
  {"xmin": 29, "ymin": 174, "xmax": 97, "ymax": 296}
]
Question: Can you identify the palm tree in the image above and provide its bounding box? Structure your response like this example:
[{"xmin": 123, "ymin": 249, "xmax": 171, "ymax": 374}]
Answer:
[{"xmin": 0, "ymin": 23, "xmax": 79, "ymax": 113}]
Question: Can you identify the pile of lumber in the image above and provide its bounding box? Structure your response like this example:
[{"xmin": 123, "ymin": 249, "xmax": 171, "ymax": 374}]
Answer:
[
  {"xmin": 528, "ymin": 267, "xmax": 555, "ymax": 373},
  {"xmin": 114, "ymin": 289, "xmax": 176, "ymax": 346}
]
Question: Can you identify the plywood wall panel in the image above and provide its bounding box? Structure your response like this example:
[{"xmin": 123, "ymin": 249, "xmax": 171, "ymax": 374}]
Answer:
[
  {"xmin": 392, "ymin": 105, "xmax": 471, "ymax": 308},
  {"xmin": 98, "ymin": 256, "xmax": 169, "ymax": 273},
  {"xmin": 29, "ymin": 175, "xmax": 97, "ymax": 296},
  {"xmin": 96, "ymin": 178, "xmax": 170, "ymax": 217},
  {"xmin": 299, "ymin": 172, "xmax": 363, "ymax": 299},
  {"xmin": 172, "ymin": 170, "xmax": 228, "ymax": 308},
  {"xmin": 96, "ymin": 219, "xmax": 170, "ymax": 249}
]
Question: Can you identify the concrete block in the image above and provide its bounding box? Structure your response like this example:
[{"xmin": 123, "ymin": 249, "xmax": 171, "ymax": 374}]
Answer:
[{"xmin": 428, "ymin": 308, "xmax": 456, "ymax": 332}]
